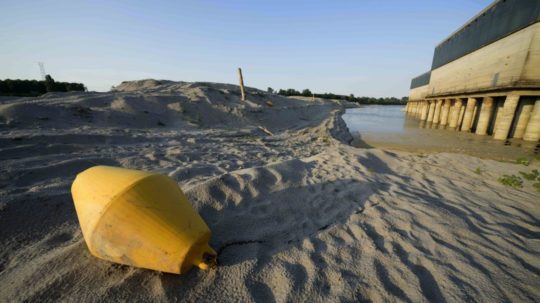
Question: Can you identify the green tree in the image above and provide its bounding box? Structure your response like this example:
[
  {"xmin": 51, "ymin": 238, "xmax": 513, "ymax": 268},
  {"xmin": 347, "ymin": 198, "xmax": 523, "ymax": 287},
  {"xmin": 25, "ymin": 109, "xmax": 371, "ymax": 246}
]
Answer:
[{"xmin": 44, "ymin": 75, "xmax": 55, "ymax": 92}]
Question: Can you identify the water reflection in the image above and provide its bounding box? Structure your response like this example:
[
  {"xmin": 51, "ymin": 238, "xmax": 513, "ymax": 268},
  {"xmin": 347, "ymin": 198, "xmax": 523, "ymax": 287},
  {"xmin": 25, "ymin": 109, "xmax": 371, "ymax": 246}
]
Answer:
[{"xmin": 342, "ymin": 105, "xmax": 538, "ymax": 161}]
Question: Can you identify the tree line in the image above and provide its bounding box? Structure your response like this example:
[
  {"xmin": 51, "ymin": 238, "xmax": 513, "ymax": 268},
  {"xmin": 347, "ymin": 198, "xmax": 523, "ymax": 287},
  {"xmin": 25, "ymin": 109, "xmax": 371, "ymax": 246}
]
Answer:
[
  {"xmin": 0, "ymin": 76, "xmax": 86, "ymax": 97},
  {"xmin": 268, "ymin": 87, "xmax": 407, "ymax": 105}
]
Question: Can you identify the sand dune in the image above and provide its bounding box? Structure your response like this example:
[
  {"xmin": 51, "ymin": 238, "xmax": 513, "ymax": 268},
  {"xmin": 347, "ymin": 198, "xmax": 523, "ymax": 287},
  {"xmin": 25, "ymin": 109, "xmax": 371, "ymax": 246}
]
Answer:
[{"xmin": 0, "ymin": 80, "xmax": 539, "ymax": 302}]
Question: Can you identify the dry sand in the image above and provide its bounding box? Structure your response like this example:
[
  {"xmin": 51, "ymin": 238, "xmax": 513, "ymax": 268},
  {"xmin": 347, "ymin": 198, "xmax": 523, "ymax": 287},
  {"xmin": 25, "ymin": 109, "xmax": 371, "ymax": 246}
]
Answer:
[{"xmin": 0, "ymin": 80, "xmax": 539, "ymax": 302}]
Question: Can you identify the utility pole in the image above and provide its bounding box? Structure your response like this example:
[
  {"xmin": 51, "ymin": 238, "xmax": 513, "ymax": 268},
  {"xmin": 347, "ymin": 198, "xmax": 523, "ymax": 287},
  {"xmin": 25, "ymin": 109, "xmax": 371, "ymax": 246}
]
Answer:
[
  {"xmin": 38, "ymin": 62, "xmax": 46, "ymax": 80},
  {"xmin": 238, "ymin": 67, "xmax": 246, "ymax": 101}
]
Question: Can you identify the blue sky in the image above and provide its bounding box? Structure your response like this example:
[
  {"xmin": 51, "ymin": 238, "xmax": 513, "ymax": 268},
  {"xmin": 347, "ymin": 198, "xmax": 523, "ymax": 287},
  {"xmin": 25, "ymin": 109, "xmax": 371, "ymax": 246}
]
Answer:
[{"xmin": 0, "ymin": 0, "xmax": 492, "ymax": 97}]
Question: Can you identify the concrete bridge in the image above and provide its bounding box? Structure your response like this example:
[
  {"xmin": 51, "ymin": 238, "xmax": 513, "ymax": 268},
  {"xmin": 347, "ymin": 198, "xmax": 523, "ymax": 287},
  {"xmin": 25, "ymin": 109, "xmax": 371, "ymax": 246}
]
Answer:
[{"xmin": 405, "ymin": 0, "xmax": 540, "ymax": 142}]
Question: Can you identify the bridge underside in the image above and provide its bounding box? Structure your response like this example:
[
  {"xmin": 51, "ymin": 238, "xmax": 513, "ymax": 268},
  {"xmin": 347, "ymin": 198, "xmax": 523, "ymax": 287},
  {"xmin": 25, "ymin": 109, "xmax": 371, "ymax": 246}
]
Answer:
[{"xmin": 407, "ymin": 10, "xmax": 540, "ymax": 142}]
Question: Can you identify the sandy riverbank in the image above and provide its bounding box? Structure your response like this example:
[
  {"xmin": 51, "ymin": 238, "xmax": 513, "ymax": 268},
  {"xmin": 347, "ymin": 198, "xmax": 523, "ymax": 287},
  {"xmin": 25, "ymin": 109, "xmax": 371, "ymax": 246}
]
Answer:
[{"xmin": 1, "ymin": 80, "xmax": 539, "ymax": 302}]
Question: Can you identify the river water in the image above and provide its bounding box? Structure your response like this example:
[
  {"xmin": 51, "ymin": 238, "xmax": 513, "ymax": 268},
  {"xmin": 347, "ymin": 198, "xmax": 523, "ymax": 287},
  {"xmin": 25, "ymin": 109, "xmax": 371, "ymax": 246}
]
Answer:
[{"xmin": 342, "ymin": 105, "xmax": 538, "ymax": 161}]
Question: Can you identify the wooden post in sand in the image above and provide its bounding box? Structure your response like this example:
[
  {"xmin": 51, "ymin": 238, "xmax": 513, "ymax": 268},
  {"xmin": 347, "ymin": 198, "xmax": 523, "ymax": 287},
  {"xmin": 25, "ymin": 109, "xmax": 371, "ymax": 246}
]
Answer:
[{"xmin": 238, "ymin": 68, "xmax": 246, "ymax": 101}]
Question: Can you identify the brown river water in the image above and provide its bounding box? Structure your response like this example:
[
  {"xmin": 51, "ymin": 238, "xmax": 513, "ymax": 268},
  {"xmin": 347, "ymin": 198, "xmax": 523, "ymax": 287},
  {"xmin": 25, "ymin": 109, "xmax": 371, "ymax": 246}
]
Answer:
[{"xmin": 342, "ymin": 105, "xmax": 539, "ymax": 162}]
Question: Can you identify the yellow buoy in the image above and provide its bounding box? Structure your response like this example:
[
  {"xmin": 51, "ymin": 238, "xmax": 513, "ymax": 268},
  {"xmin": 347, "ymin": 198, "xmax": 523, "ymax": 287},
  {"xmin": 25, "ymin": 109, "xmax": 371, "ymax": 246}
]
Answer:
[{"xmin": 71, "ymin": 165, "xmax": 216, "ymax": 274}]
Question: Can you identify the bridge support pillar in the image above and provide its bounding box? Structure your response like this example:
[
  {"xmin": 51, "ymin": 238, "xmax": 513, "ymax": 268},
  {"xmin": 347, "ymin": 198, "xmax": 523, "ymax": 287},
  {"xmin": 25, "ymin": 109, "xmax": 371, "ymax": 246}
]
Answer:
[
  {"xmin": 440, "ymin": 99, "xmax": 451, "ymax": 126},
  {"xmin": 523, "ymin": 99, "xmax": 540, "ymax": 142},
  {"xmin": 475, "ymin": 97, "xmax": 494, "ymax": 135},
  {"xmin": 457, "ymin": 102, "xmax": 466, "ymax": 130},
  {"xmin": 449, "ymin": 99, "xmax": 463, "ymax": 129},
  {"xmin": 427, "ymin": 101, "xmax": 436, "ymax": 122},
  {"xmin": 512, "ymin": 99, "xmax": 535, "ymax": 139},
  {"xmin": 433, "ymin": 100, "xmax": 443, "ymax": 124},
  {"xmin": 420, "ymin": 101, "xmax": 429, "ymax": 121},
  {"xmin": 461, "ymin": 97, "xmax": 477, "ymax": 132},
  {"xmin": 493, "ymin": 94, "xmax": 520, "ymax": 140}
]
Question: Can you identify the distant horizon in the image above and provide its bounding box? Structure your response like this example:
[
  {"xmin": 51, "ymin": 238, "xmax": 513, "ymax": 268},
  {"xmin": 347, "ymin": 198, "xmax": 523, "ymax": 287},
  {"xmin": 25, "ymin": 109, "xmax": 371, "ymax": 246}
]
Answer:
[
  {"xmin": 1, "ymin": 0, "xmax": 492, "ymax": 97},
  {"xmin": 1, "ymin": 77, "xmax": 411, "ymax": 99}
]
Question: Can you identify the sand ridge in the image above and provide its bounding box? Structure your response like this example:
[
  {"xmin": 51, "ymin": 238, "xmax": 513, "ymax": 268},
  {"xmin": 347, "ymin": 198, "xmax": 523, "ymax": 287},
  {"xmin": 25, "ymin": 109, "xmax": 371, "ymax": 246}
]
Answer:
[{"xmin": 0, "ymin": 80, "xmax": 539, "ymax": 302}]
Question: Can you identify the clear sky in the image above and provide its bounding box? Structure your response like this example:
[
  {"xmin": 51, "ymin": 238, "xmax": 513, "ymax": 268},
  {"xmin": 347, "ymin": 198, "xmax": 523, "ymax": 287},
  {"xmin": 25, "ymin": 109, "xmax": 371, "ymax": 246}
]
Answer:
[{"xmin": 0, "ymin": 0, "xmax": 493, "ymax": 97}]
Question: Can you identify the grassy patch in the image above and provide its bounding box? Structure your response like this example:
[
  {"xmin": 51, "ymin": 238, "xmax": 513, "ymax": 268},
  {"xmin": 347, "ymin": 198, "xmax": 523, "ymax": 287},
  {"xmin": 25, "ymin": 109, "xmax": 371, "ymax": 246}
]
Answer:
[
  {"xmin": 474, "ymin": 167, "xmax": 482, "ymax": 175},
  {"xmin": 519, "ymin": 169, "xmax": 539, "ymax": 181},
  {"xmin": 498, "ymin": 174, "xmax": 523, "ymax": 188},
  {"xmin": 516, "ymin": 158, "xmax": 530, "ymax": 166},
  {"xmin": 533, "ymin": 182, "xmax": 540, "ymax": 193}
]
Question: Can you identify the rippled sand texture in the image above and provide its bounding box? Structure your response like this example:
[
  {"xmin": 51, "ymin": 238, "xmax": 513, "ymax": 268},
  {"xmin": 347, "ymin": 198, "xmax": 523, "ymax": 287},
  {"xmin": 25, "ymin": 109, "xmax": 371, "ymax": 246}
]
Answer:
[{"xmin": 1, "ymin": 80, "xmax": 539, "ymax": 302}]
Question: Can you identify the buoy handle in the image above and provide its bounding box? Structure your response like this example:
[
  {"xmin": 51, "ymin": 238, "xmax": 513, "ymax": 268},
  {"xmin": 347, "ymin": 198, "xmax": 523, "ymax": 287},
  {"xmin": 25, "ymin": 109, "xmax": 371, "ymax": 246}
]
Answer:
[
  {"xmin": 198, "ymin": 252, "xmax": 217, "ymax": 270},
  {"xmin": 196, "ymin": 246, "xmax": 217, "ymax": 270}
]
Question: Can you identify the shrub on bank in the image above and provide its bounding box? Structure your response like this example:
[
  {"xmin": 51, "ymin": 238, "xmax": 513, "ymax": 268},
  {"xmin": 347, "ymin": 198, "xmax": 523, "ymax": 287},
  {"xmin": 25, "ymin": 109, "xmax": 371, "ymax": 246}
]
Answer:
[
  {"xmin": 0, "ymin": 76, "xmax": 86, "ymax": 97},
  {"xmin": 277, "ymin": 87, "xmax": 408, "ymax": 105}
]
